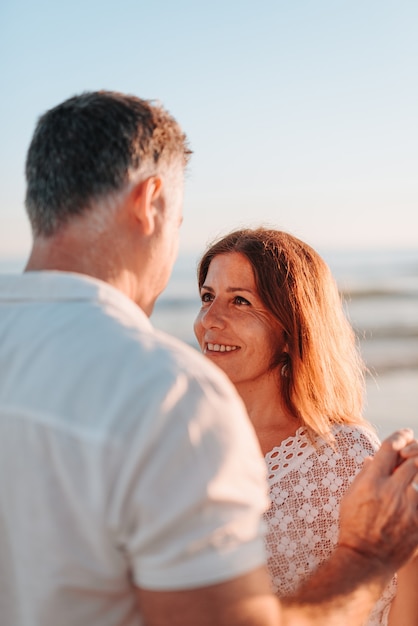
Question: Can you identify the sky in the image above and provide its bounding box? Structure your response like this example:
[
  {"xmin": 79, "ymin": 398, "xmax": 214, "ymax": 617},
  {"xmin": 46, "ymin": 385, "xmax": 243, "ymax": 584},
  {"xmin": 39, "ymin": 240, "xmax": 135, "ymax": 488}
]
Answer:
[{"xmin": 1, "ymin": 0, "xmax": 417, "ymax": 260}]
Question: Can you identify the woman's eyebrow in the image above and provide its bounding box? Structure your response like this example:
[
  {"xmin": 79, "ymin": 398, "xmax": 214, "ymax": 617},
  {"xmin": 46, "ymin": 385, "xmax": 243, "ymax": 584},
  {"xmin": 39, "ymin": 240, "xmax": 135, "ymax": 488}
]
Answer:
[
  {"xmin": 227, "ymin": 287, "xmax": 255, "ymax": 294},
  {"xmin": 201, "ymin": 284, "xmax": 255, "ymax": 295}
]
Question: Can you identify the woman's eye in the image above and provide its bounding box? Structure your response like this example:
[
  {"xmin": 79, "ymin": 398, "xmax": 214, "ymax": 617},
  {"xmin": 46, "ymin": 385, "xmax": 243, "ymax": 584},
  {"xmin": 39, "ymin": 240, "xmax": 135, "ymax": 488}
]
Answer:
[
  {"xmin": 234, "ymin": 296, "xmax": 250, "ymax": 306},
  {"xmin": 201, "ymin": 292, "xmax": 213, "ymax": 303}
]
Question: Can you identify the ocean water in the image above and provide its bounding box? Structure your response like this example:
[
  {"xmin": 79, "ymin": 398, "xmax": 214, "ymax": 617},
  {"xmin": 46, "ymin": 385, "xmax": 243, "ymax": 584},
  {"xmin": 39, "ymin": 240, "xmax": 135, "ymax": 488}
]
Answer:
[{"xmin": 1, "ymin": 249, "xmax": 417, "ymax": 438}]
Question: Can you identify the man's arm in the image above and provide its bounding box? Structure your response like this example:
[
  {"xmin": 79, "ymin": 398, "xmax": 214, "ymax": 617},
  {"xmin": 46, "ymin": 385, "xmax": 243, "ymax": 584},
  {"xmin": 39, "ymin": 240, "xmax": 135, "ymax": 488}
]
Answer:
[
  {"xmin": 137, "ymin": 567, "xmax": 282, "ymax": 626},
  {"xmin": 136, "ymin": 550, "xmax": 385, "ymax": 626},
  {"xmin": 281, "ymin": 543, "xmax": 390, "ymax": 625},
  {"xmin": 136, "ymin": 430, "xmax": 418, "ymax": 626}
]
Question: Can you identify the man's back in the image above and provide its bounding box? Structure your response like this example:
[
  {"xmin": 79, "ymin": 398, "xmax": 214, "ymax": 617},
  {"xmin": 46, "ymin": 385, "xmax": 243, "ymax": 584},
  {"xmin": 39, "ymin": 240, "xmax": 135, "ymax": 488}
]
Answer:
[{"xmin": 0, "ymin": 271, "xmax": 268, "ymax": 626}]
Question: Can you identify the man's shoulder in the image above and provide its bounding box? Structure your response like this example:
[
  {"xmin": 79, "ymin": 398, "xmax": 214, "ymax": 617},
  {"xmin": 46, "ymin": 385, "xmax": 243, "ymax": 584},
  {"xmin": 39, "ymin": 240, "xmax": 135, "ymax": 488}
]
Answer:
[
  {"xmin": 1, "ymin": 271, "xmax": 239, "ymax": 429},
  {"xmin": 0, "ymin": 270, "xmax": 215, "ymax": 381},
  {"xmin": 71, "ymin": 273, "xmax": 242, "ymax": 413},
  {"xmin": 67, "ymin": 277, "xmax": 230, "ymax": 393}
]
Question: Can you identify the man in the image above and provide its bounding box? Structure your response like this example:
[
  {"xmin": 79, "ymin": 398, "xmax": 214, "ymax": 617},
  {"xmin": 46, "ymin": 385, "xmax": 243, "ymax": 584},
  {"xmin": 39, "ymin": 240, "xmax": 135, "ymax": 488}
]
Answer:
[{"xmin": 0, "ymin": 91, "xmax": 417, "ymax": 626}]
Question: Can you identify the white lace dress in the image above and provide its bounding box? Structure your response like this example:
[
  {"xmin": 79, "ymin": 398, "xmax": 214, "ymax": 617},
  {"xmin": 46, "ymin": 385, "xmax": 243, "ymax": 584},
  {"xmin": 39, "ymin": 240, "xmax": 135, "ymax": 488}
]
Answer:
[{"xmin": 264, "ymin": 425, "xmax": 397, "ymax": 625}]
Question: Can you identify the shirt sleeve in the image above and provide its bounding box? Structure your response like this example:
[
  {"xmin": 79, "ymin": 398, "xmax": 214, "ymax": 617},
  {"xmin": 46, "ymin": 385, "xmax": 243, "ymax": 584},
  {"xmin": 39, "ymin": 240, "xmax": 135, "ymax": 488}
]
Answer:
[{"xmin": 108, "ymin": 365, "xmax": 270, "ymax": 591}]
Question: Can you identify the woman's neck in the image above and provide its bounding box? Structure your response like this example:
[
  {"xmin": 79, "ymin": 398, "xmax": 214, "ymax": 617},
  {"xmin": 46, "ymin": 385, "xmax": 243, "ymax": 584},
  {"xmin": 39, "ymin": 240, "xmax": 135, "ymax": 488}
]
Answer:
[{"xmin": 235, "ymin": 377, "xmax": 301, "ymax": 456}]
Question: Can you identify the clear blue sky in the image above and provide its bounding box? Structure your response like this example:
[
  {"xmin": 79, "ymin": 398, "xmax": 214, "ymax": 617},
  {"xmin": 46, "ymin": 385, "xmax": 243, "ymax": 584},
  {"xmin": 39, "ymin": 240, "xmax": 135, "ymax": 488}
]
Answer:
[{"xmin": 1, "ymin": 0, "xmax": 417, "ymax": 259}]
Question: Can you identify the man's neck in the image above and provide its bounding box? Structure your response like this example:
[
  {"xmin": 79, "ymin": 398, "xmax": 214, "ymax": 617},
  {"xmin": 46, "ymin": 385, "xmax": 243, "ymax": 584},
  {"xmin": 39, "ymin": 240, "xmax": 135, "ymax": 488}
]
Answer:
[
  {"xmin": 25, "ymin": 231, "xmax": 115, "ymax": 278},
  {"xmin": 25, "ymin": 232, "xmax": 152, "ymax": 314}
]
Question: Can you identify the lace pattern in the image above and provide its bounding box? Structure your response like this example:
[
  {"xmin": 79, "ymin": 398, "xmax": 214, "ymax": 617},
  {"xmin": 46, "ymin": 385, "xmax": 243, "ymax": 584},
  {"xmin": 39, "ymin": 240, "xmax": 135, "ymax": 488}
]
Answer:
[{"xmin": 264, "ymin": 425, "xmax": 397, "ymax": 626}]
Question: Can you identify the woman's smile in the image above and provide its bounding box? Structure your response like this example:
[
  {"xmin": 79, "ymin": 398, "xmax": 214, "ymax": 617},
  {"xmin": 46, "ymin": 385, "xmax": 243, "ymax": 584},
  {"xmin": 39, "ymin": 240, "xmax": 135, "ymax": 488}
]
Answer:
[{"xmin": 205, "ymin": 342, "xmax": 239, "ymax": 353}]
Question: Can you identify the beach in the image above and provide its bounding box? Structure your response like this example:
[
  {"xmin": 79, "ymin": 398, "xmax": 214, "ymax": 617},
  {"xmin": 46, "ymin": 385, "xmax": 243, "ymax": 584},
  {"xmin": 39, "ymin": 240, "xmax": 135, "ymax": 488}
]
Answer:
[{"xmin": 365, "ymin": 371, "xmax": 417, "ymax": 439}]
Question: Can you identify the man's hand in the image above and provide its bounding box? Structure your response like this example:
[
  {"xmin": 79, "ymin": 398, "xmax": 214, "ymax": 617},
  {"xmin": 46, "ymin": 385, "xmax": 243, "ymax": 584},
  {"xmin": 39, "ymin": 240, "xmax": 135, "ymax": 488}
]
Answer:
[{"xmin": 338, "ymin": 429, "xmax": 418, "ymax": 571}]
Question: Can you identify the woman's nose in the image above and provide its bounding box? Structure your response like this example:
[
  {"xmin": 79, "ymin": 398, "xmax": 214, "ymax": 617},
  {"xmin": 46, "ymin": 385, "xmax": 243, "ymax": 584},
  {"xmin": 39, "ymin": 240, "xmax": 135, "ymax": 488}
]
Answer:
[{"xmin": 200, "ymin": 301, "xmax": 226, "ymax": 329}]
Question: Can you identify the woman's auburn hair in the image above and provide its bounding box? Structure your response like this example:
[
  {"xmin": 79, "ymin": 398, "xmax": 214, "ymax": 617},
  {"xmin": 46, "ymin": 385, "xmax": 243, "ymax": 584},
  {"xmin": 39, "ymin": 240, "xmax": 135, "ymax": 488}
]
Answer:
[{"xmin": 197, "ymin": 227, "xmax": 371, "ymax": 442}]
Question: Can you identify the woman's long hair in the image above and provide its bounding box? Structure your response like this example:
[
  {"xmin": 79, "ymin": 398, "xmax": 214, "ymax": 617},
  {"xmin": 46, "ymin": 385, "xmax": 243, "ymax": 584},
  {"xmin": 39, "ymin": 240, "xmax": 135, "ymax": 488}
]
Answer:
[{"xmin": 197, "ymin": 228, "xmax": 370, "ymax": 442}]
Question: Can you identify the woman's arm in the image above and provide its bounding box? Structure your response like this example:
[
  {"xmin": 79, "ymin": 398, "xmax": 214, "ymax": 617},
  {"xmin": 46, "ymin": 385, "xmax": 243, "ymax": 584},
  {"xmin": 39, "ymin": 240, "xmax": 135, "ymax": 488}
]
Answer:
[{"xmin": 388, "ymin": 554, "xmax": 418, "ymax": 626}]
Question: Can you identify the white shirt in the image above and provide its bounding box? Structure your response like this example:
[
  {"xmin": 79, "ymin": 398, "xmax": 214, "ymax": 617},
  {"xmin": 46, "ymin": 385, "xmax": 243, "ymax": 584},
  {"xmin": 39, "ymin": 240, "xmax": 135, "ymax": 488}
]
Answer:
[
  {"xmin": 264, "ymin": 425, "xmax": 396, "ymax": 626},
  {"xmin": 0, "ymin": 272, "xmax": 269, "ymax": 626}
]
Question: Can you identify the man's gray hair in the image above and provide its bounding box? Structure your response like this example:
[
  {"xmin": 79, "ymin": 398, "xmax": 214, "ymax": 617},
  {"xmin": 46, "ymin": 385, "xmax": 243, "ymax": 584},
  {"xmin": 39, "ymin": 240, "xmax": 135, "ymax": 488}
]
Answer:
[{"xmin": 25, "ymin": 91, "xmax": 190, "ymax": 237}]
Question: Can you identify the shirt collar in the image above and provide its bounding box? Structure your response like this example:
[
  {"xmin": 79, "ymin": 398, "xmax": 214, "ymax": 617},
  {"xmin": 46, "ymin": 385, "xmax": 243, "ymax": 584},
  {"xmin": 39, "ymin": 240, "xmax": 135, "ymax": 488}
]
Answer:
[{"xmin": 0, "ymin": 271, "xmax": 152, "ymax": 327}]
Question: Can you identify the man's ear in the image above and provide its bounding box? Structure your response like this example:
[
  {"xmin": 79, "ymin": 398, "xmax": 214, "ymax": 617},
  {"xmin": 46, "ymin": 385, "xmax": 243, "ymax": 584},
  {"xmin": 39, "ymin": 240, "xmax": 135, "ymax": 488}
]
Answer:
[{"xmin": 130, "ymin": 176, "xmax": 163, "ymax": 236}]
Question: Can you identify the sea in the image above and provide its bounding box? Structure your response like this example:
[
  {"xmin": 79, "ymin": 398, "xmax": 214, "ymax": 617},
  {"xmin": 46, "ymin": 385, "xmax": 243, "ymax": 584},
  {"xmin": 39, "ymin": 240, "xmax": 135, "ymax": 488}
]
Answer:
[{"xmin": 1, "ymin": 248, "xmax": 417, "ymax": 440}]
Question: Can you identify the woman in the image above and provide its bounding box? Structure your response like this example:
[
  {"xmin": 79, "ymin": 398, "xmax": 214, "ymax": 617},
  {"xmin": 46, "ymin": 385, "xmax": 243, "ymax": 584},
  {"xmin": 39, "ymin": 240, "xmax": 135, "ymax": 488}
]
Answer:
[{"xmin": 194, "ymin": 227, "xmax": 415, "ymax": 626}]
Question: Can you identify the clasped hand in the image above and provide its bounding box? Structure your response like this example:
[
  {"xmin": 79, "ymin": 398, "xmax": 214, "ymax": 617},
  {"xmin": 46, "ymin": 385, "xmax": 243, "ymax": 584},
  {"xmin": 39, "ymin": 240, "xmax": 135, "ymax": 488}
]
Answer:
[{"xmin": 338, "ymin": 429, "xmax": 418, "ymax": 571}]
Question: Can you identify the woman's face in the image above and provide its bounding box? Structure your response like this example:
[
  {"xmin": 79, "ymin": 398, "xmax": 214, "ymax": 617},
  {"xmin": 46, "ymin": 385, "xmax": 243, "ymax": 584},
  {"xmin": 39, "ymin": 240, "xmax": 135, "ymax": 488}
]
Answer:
[{"xmin": 194, "ymin": 252, "xmax": 285, "ymax": 389}]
